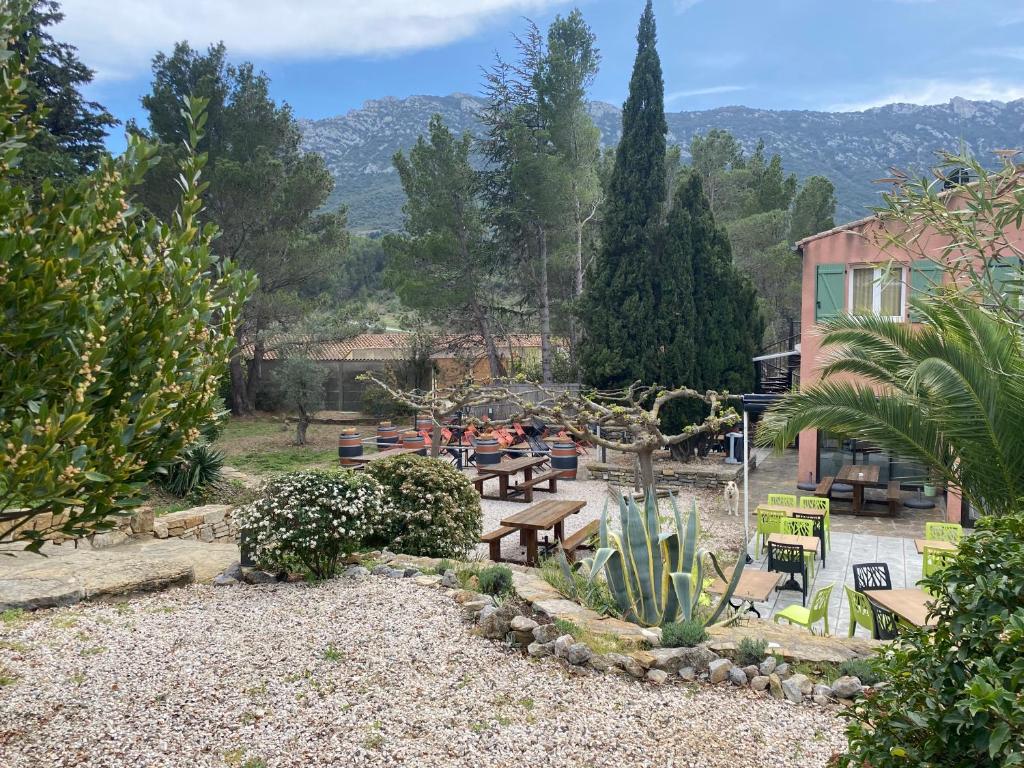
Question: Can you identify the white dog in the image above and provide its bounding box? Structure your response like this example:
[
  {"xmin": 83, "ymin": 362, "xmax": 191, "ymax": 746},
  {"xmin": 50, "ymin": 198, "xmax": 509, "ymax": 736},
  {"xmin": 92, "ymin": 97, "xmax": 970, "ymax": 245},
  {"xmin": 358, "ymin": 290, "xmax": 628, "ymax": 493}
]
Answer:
[{"xmin": 723, "ymin": 481, "xmax": 740, "ymax": 517}]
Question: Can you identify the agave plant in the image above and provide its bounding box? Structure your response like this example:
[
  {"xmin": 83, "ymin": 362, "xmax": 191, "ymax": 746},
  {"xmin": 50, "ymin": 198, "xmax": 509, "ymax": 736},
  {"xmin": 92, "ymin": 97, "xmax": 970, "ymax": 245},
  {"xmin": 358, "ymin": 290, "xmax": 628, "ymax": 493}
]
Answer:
[{"xmin": 562, "ymin": 492, "xmax": 745, "ymax": 628}]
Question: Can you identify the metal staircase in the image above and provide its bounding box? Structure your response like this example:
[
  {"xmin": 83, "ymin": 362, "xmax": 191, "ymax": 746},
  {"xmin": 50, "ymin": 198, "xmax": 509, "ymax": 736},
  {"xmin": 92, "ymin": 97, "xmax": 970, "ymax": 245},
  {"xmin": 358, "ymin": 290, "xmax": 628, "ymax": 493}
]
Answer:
[{"xmin": 753, "ymin": 320, "xmax": 801, "ymax": 395}]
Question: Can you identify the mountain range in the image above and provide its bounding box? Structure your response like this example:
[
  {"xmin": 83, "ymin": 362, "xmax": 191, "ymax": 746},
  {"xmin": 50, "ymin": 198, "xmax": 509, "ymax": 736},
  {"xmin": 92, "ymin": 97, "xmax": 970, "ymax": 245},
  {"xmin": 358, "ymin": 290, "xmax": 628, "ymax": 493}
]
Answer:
[{"xmin": 298, "ymin": 94, "xmax": 1024, "ymax": 233}]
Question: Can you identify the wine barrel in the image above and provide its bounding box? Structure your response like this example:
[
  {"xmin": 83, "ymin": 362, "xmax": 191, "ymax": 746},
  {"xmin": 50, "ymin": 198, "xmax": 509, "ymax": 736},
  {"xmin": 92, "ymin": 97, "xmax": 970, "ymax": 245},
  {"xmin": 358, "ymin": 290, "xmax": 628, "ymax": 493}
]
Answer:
[
  {"xmin": 415, "ymin": 412, "xmax": 434, "ymax": 434},
  {"xmin": 376, "ymin": 421, "xmax": 399, "ymax": 451},
  {"xmin": 337, "ymin": 427, "xmax": 362, "ymax": 466},
  {"xmin": 474, "ymin": 436, "xmax": 501, "ymax": 470},
  {"xmin": 401, "ymin": 431, "xmax": 426, "ymax": 456},
  {"xmin": 550, "ymin": 440, "xmax": 578, "ymax": 479}
]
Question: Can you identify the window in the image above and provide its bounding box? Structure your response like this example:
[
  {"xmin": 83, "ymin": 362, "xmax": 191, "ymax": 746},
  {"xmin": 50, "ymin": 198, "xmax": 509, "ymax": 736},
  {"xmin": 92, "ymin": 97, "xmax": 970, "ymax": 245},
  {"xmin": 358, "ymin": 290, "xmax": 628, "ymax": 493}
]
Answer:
[{"xmin": 850, "ymin": 265, "xmax": 905, "ymax": 320}]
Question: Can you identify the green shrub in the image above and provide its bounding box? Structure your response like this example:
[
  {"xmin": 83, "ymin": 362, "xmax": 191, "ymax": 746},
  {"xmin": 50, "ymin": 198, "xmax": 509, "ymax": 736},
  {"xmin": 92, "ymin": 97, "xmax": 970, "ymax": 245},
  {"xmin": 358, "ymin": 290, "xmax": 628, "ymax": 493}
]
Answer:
[
  {"xmin": 477, "ymin": 565, "xmax": 513, "ymax": 597},
  {"xmin": 236, "ymin": 470, "xmax": 389, "ymax": 580},
  {"xmin": 0, "ymin": 13, "xmax": 252, "ymax": 550},
  {"xmin": 837, "ymin": 658, "xmax": 881, "ymax": 687},
  {"xmin": 159, "ymin": 442, "xmax": 224, "ymax": 498},
  {"xmin": 839, "ymin": 512, "xmax": 1024, "ymax": 768},
  {"xmin": 367, "ymin": 455, "xmax": 482, "ymax": 558},
  {"xmin": 539, "ymin": 556, "xmax": 619, "ymax": 617},
  {"xmin": 735, "ymin": 636, "xmax": 768, "ymax": 666},
  {"xmin": 661, "ymin": 619, "xmax": 709, "ymax": 648}
]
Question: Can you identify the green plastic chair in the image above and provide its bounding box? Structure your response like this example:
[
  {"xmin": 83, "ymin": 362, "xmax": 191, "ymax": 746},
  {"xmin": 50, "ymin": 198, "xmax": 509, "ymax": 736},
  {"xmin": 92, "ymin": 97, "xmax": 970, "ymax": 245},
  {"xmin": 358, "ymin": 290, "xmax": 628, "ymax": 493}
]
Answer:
[
  {"xmin": 799, "ymin": 495, "xmax": 831, "ymax": 551},
  {"xmin": 924, "ymin": 521, "xmax": 963, "ymax": 544},
  {"xmin": 920, "ymin": 545, "xmax": 955, "ymax": 596},
  {"xmin": 781, "ymin": 517, "xmax": 817, "ymax": 578},
  {"xmin": 845, "ymin": 585, "xmax": 875, "ymax": 638},
  {"xmin": 756, "ymin": 506, "xmax": 788, "ymax": 558},
  {"xmin": 767, "ymin": 493, "xmax": 797, "ymax": 507},
  {"xmin": 775, "ymin": 583, "xmax": 834, "ymax": 635}
]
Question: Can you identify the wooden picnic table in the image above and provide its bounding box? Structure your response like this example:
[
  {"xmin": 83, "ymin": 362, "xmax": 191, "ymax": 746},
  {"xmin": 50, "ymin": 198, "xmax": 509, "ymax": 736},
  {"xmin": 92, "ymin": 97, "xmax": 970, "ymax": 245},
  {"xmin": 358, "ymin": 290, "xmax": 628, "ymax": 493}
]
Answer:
[
  {"xmin": 478, "ymin": 455, "xmax": 548, "ymax": 503},
  {"xmin": 837, "ymin": 464, "xmax": 880, "ymax": 515},
  {"xmin": 864, "ymin": 587, "xmax": 938, "ymax": 628},
  {"xmin": 914, "ymin": 538, "xmax": 957, "ymax": 554},
  {"xmin": 708, "ymin": 567, "xmax": 778, "ymax": 618},
  {"xmin": 500, "ymin": 499, "xmax": 586, "ymax": 566},
  {"xmin": 348, "ymin": 447, "xmax": 422, "ymax": 464}
]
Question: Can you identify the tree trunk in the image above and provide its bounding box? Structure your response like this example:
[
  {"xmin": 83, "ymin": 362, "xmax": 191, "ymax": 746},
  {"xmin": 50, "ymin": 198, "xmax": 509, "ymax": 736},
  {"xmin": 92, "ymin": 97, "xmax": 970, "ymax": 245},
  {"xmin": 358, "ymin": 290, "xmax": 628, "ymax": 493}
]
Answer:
[
  {"xmin": 471, "ymin": 300, "xmax": 505, "ymax": 380},
  {"xmin": 637, "ymin": 449, "xmax": 656, "ymax": 493},
  {"xmin": 538, "ymin": 226, "xmax": 553, "ymax": 384},
  {"xmin": 431, "ymin": 421, "xmax": 442, "ymax": 459},
  {"xmin": 228, "ymin": 330, "xmax": 250, "ymax": 416},
  {"xmin": 295, "ymin": 419, "xmax": 308, "ymax": 446},
  {"xmin": 245, "ymin": 337, "xmax": 265, "ymax": 409}
]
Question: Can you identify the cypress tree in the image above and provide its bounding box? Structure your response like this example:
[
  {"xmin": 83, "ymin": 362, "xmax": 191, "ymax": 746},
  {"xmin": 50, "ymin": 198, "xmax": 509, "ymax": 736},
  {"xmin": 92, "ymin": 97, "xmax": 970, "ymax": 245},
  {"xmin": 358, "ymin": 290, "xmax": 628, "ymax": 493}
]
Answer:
[
  {"xmin": 680, "ymin": 170, "xmax": 763, "ymax": 394},
  {"xmin": 578, "ymin": 1, "xmax": 666, "ymax": 387}
]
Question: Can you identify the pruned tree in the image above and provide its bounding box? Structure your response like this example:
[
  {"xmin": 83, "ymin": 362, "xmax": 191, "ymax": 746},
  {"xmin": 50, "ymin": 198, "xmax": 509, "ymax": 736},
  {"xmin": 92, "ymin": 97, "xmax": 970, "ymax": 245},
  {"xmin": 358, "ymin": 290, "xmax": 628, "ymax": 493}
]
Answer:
[
  {"xmin": 357, "ymin": 373, "xmax": 507, "ymax": 458},
  {"xmin": 508, "ymin": 382, "xmax": 740, "ymax": 490}
]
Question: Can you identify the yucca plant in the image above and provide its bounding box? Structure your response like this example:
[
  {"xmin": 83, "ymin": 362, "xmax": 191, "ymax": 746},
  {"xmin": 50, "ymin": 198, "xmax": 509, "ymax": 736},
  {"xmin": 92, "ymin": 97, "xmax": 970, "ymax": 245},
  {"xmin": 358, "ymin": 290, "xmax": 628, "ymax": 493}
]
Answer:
[
  {"xmin": 561, "ymin": 493, "xmax": 744, "ymax": 628},
  {"xmin": 159, "ymin": 443, "xmax": 225, "ymax": 498}
]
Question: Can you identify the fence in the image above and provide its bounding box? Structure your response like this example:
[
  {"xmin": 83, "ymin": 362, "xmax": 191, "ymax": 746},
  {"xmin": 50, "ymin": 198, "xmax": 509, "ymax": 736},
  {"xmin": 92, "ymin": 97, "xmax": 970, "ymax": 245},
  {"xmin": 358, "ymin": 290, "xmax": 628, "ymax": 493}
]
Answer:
[{"xmin": 458, "ymin": 382, "xmax": 583, "ymax": 422}]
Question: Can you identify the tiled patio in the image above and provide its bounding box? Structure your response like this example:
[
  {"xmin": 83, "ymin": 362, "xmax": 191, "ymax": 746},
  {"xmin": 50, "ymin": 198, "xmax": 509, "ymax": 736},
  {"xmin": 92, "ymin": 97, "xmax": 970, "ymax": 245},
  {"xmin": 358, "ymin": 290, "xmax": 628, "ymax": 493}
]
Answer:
[
  {"xmin": 741, "ymin": 529, "xmax": 925, "ymax": 638},
  {"xmin": 736, "ymin": 449, "xmax": 944, "ymax": 638}
]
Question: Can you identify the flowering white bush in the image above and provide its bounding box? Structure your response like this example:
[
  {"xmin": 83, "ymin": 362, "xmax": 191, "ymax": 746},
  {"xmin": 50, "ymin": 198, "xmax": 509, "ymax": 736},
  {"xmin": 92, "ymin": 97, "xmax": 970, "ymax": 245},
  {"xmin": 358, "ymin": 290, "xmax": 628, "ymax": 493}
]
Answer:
[
  {"xmin": 368, "ymin": 455, "xmax": 482, "ymax": 558},
  {"xmin": 236, "ymin": 470, "xmax": 390, "ymax": 580}
]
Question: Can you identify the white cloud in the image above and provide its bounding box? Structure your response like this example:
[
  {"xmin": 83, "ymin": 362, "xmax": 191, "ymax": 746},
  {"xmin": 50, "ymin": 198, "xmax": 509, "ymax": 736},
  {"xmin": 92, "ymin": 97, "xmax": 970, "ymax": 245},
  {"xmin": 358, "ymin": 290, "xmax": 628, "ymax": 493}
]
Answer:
[
  {"xmin": 666, "ymin": 84, "xmax": 746, "ymax": 103},
  {"xmin": 55, "ymin": 0, "xmax": 569, "ymax": 80},
  {"xmin": 828, "ymin": 78, "xmax": 1024, "ymax": 111}
]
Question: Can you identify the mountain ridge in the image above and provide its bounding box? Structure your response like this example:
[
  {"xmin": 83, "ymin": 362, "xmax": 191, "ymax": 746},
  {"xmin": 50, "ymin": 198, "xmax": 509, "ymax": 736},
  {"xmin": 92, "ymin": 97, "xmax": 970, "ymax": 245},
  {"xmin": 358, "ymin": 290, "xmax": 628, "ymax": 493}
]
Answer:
[{"xmin": 298, "ymin": 94, "xmax": 1024, "ymax": 232}]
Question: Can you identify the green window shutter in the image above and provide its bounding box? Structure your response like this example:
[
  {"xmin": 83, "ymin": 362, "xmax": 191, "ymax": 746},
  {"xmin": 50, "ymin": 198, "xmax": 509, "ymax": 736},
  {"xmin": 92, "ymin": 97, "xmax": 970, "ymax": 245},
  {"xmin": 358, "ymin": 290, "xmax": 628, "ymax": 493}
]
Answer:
[
  {"xmin": 815, "ymin": 264, "xmax": 845, "ymax": 322},
  {"xmin": 909, "ymin": 260, "xmax": 943, "ymax": 321},
  {"xmin": 987, "ymin": 257, "xmax": 1023, "ymax": 305}
]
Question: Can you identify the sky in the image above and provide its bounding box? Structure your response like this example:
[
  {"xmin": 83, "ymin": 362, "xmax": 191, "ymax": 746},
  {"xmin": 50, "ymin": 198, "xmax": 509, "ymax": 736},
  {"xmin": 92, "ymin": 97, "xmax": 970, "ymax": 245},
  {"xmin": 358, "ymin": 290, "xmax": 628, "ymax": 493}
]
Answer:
[{"xmin": 54, "ymin": 0, "xmax": 1024, "ymax": 151}]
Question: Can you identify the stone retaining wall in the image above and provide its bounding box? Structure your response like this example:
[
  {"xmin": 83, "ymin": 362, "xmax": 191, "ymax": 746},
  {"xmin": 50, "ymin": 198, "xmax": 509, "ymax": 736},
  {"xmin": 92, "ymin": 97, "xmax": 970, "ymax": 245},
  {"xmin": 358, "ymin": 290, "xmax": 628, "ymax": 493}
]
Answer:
[
  {"xmin": 586, "ymin": 456, "xmax": 755, "ymax": 491},
  {"xmin": 153, "ymin": 504, "xmax": 237, "ymax": 543},
  {"xmin": 1, "ymin": 507, "xmax": 155, "ymax": 549}
]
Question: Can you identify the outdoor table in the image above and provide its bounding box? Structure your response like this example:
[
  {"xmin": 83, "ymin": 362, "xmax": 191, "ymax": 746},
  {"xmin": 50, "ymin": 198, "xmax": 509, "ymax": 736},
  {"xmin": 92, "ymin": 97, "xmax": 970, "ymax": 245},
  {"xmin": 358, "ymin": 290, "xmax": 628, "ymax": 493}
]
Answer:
[
  {"xmin": 766, "ymin": 533, "xmax": 820, "ymax": 591},
  {"xmin": 348, "ymin": 447, "xmax": 422, "ymax": 464},
  {"xmin": 864, "ymin": 587, "xmax": 937, "ymax": 628},
  {"xmin": 440, "ymin": 443, "xmax": 473, "ymax": 469},
  {"xmin": 480, "ymin": 456, "xmax": 548, "ymax": 503},
  {"xmin": 708, "ymin": 567, "xmax": 778, "ymax": 618},
  {"xmin": 914, "ymin": 538, "xmax": 957, "ymax": 554},
  {"xmin": 500, "ymin": 499, "xmax": 586, "ymax": 566},
  {"xmin": 836, "ymin": 464, "xmax": 880, "ymax": 515},
  {"xmin": 758, "ymin": 504, "xmax": 826, "ymax": 563}
]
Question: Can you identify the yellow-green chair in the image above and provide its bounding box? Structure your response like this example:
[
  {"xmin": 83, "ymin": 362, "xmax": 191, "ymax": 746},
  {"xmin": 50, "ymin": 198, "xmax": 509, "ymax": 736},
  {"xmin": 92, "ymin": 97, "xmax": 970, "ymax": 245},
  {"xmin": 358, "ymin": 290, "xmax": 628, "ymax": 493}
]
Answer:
[
  {"xmin": 767, "ymin": 493, "xmax": 797, "ymax": 507},
  {"xmin": 925, "ymin": 521, "xmax": 963, "ymax": 544},
  {"xmin": 799, "ymin": 495, "xmax": 831, "ymax": 552},
  {"xmin": 781, "ymin": 517, "xmax": 817, "ymax": 578},
  {"xmin": 845, "ymin": 585, "xmax": 874, "ymax": 638},
  {"xmin": 756, "ymin": 506, "xmax": 788, "ymax": 558},
  {"xmin": 775, "ymin": 583, "xmax": 834, "ymax": 635},
  {"xmin": 921, "ymin": 545, "xmax": 955, "ymax": 596}
]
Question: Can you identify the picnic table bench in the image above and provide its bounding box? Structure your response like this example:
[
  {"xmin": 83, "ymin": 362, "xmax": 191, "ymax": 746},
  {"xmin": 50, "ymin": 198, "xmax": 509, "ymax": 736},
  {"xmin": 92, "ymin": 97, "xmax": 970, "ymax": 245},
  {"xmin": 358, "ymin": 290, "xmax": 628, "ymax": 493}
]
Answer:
[{"xmin": 480, "ymin": 499, "xmax": 587, "ymax": 566}]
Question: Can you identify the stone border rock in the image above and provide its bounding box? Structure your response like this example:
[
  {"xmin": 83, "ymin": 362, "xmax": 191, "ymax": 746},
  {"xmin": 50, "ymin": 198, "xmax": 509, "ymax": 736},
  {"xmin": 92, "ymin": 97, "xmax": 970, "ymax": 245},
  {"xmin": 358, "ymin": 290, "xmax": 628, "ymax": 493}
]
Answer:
[
  {"xmin": 213, "ymin": 550, "xmax": 883, "ymax": 708},
  {"xmin": 153, "ymin": 504, "xmax": 236, "ymax": 542}
]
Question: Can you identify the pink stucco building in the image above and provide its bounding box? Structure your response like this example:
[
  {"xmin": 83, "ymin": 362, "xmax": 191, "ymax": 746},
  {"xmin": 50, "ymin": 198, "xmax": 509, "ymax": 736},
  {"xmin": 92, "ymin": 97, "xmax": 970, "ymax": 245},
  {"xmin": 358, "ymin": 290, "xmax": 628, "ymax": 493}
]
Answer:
[{"xmin": 793, "ymin": 211, "xmax": 1023, "ymax": 525}]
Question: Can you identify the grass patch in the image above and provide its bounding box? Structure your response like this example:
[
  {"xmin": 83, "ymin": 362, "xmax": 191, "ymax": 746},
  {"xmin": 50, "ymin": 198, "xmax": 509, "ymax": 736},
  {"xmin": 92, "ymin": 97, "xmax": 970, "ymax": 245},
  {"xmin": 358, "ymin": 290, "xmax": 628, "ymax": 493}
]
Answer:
[
  {"xmin": 791, "ymin": 660, "xmax": 843, "ymax": 684},
  {"xmin": 552, "ymin": 618, "xmax": 632, "ymax": 655},
  {"xmin": 0, "ymin": 665, "xmax": 18, "ymax": 686},
  {"xmin": 322, "ymin": 645, "xmax": 343, "ymax": 662},
  {"xmin": 539, "ymin": 557, "xmax": 619, "ymax": 617},
  {"xmin": 226, "ymin": 446, "xmax": 339, "ymax": 475},
  {"xmin": 50, "ymin": 615, "xmax": 79, "ymax": 629},
  {"xmin": 1, "ymin": 609, "xmax": 26, "ymax": 626}
]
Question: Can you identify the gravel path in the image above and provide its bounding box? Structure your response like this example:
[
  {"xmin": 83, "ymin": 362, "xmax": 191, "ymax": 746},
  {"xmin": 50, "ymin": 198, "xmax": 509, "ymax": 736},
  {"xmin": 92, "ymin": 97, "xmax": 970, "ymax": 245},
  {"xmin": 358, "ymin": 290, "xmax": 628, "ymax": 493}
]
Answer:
[
  {"xmin": 474, "ymin": 476, "xmax": 746, "ymax": 562},
  {"xmin": 0, "ymin": 578, "xmax": 845, "ymax": 768}
]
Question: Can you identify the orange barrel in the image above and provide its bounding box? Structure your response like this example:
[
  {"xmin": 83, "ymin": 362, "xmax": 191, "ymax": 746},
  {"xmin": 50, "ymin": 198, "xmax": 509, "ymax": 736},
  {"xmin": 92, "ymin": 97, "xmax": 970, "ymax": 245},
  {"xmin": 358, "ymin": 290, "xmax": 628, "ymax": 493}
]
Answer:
[
  {"xmin": 415, "ymin": 412, "xmax": 434, "ymax": 434},
  {"xmin": 376, "ymin": 421, "xmax": 399, "ymax": 451},
  {"xmin": 338, "ymin": 427, "xmax": 362, "ymax": 466},
  {"xmin": 474, "ymin": 436, "xmax": 501, "ymax": 470},
  {"xmin": 550, "ymin": 440, "xmax": 578, "ymax": 479},
  {"xmin": 401, "ymin": 431, "xmax": 426, "ymax": 456}
]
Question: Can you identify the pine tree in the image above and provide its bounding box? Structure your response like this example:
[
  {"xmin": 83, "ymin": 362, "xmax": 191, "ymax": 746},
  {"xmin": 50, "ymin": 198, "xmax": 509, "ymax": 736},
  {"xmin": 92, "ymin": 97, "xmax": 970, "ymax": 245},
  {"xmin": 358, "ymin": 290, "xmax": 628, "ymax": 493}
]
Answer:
[
  {"xmin": 790, "ymin": 175, "xmax": 836, "ymax": 242},
  {"xmin": 579, "ymin": 0, "xmax": 666, "ymax": 387}
]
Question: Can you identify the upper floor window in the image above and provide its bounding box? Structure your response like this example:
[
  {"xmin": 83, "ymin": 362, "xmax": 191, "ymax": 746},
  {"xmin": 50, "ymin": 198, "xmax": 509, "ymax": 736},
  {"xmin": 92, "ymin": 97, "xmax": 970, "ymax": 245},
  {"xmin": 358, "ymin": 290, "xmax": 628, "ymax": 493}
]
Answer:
[{"xmin": 851, "ymin": 265, "xmax": 905, "ymax": 320}]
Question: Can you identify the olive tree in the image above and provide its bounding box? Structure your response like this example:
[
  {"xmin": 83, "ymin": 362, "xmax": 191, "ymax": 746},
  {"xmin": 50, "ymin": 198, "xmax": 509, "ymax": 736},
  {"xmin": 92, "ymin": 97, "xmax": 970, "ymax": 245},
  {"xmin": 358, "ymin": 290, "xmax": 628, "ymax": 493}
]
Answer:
[{"xmin": 0, "ymin": 4, "xmax": 253, "ymax": 549}]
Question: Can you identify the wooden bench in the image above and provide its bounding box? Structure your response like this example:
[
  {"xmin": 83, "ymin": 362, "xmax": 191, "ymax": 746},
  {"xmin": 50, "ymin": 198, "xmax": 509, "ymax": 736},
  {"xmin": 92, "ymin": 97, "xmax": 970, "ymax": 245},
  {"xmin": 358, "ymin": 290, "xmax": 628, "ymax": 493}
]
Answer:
[
  {"xmin": 480, "ymin": 525, "xmax": 516, "ymax": 562},
  {"xmin": 512, "ymin": 469, "xmax": 560, "ymax": 502},
  {"xmin": 886, "ymin": 480, "xmax": 901, "ymax": 516},
  {"xmin": 472, "ymin": 471, "xmax": 499, "ymax": 495},
  {"xmin": 562, "ymin": 520, "xmax": 600, "ymax": 562},
  {"xmin": 814, "ymin": 475, "xmax": 834, "ymax": 498}
]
